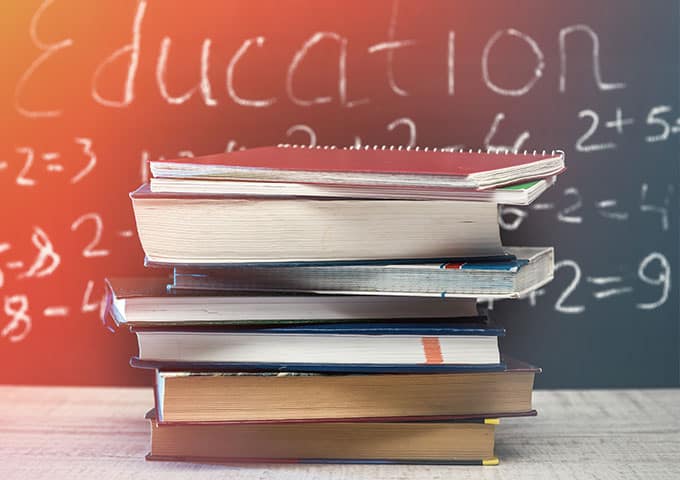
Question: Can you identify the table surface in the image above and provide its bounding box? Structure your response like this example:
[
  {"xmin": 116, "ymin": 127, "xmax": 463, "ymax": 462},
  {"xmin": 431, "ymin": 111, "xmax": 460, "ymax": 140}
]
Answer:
[{"xmin": 1, "ymin": 386, "xmax": 678, "ymax": 480}]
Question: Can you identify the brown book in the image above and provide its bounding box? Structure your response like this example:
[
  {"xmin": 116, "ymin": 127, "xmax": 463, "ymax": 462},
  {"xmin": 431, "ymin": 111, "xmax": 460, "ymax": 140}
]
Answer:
[
  {"xmin": 153, "ymin": 359, "xmax": 538, "ymax": 423},
  {"xmin": 146, "ymin": 413, "xmax": 502, "ymax": 465}
]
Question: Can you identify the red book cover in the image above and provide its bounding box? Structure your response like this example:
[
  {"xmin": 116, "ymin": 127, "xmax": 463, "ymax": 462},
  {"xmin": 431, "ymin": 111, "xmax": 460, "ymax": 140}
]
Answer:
[{"xmin": 154, "ymin": 145, "xmax": 563, "ymax": 178}]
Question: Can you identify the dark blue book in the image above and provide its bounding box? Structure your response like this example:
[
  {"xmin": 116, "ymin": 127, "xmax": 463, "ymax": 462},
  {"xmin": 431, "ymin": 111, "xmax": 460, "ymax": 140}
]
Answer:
[{"xmin": 131, "ymin": 321, "xmax": 504, "ymax": 373}]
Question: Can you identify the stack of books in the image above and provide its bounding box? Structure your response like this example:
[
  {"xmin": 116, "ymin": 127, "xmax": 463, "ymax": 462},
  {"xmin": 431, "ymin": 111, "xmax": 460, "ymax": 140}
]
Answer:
[{"xmin": 106, "ymin": 144, "xmax": 564, "ymax": 465}]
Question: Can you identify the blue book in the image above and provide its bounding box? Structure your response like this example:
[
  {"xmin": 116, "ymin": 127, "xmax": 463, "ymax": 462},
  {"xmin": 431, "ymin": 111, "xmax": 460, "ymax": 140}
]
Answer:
[
  {"xmin": 169, "ymin": 246, "xmax": 553, "ymax": 298},
  {"xmin": 131, "ymin": 321, "xmax": 504, "ymax": 373}
]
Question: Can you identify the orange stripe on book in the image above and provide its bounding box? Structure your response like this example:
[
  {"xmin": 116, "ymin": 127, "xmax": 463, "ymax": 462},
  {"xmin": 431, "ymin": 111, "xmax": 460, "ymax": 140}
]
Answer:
[{"xmin": 421, "ymin": 337, "xmax": 444, "ymax": 364}]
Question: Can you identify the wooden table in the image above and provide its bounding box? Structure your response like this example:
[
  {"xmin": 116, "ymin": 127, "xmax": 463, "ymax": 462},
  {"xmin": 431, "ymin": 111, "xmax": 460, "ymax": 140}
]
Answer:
[{"xmin": 1, "ymin": 386, "xmax": 678, "ymax": 479}]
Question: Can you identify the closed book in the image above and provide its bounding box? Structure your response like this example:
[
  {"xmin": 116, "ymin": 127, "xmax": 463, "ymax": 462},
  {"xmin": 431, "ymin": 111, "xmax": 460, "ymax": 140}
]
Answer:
[
  {"xmin": 131, "ymin": 322, "xmax": 503, "ymax": 373},
  {"xmin": 148, "ymin": 359, "xmax": 538, "ymax": 423},
  {"xmin": 171, "ymin": 246, "xmax": 553, "ymax": 298},
  {"xmin": 150, "ymin": 176, "xmax": 556, "ymax": 205},
  {"xmin": 104, "ymin": 277, "xmax": 482, "ymax": 327},
  {"xmin": 130, "ymin": 184, "xmax": 506, "ymax": 265},
  {"xmin": 150, "ymin": 144, "xmax": 564, "ymax": 190},
  {"xmin": 146, "ymin": 413, "xmax": 506, "ymax": 465}
]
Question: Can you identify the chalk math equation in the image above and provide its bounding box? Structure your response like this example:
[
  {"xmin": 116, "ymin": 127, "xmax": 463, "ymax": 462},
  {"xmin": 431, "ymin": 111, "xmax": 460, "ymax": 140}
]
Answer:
[
  {"xmin": 0, "ymin": 216, "xmax": 136, "ymax": 343},
  {"xmin": 2, "ymin": 0, "xmax": 676, "ymax": 346}
]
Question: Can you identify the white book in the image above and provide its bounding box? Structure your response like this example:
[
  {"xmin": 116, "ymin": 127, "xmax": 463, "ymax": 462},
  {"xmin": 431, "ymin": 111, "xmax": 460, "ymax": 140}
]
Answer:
[
  {"xmin": 130, "ymin": 184, "xmax": 504, "ymax": 265},
  {"xmin": 133, "ymin": 322, "xmax": 502, "ymax": 367},
  {"xmin": 105, "ymin": 277, "xmax": 481, "ymax": 326},
  {"xmin": 149, "ymin": 177, "xmax": 555, "ymax": 205},
  {"xmin": 170, "ymin": 247, "xmax": 554, "ymax": 299}
]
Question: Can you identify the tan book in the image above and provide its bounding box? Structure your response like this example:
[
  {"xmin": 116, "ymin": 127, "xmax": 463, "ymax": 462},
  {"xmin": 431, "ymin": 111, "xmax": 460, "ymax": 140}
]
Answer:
[
  {"xmin": 147, "ymin": 413, "xmax": 504, "ymax": 465},
  {"xmin": 151, "ymin": 359, "xmax": 538, "ymax": 423}
]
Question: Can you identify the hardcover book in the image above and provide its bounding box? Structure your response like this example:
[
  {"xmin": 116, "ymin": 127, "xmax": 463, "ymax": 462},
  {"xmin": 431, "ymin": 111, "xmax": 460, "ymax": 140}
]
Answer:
[
  {"xmin": 130, "ymin": 184, "xmax": 506, "ymax": 264},
  {"xmin": 146, "ymin": 359, "xmax": 539, "ymax": 423},
  {"xmin": 146, "ymin": 412, "xmax": 506, "ymax": 465},
  {"xmin": 170, "ymin": 246, "xmax": 553, "ymax": 298},
  {"xmin": 131, "ymin": 321, "xmax": 504, "ymax": 372},
  {"xmin": 104, "ymin": 277, "xmax": 482, "ymax": 326}
]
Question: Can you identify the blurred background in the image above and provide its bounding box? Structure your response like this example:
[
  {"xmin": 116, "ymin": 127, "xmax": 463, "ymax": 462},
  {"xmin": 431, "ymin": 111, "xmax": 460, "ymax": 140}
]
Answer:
[{"xmin": 1, "ymin": 0, "xmax": 678, "ymax": 388}]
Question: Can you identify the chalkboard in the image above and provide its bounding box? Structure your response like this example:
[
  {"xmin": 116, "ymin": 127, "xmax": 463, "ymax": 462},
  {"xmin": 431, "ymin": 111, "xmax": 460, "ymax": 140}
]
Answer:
[{"xmin": 2, "ymin": 0, "xmax": 678, "ymax": 388}]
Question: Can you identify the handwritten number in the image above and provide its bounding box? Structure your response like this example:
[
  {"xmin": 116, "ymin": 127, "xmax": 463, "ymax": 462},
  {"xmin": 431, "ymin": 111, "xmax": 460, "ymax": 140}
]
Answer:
[
  {"xmin": 637, "ymin": 253, "xmax": 670, "ymax": 310},
  {"xmin": 70, "ymin": 214, "xmax": 110, "ymax": 258},
  {"xmin": 81, "ymin": 279, "xmax": 106, "ymax": 318},
  {"xmin": 575, "ymin": 109, "xmax": 616, "ymax": 152},
  {"xmin": 71, "ymin": 138, "xmax": 97, "ymax": 183},
  {"xmin": 498, "ymin": 206, "xmax": 527, "ymax": 231},
  {"xmin": 20, "ymin": 227, "xmax": 61, "ymax": 278},
  {"xmin": 484, "ymin": 112, "xmax": 530, "ymax": 152},
  {"xmin": 644, "ymin": 105, "xmax": 672, "ymax": 143},
  {"xmin": 286, "ymin": 124, "xmax": 317, "ymax": 147},
  {"xmin": 386, "ymin": 117, "xmax": 416, "ymax": 147},
  {"xmin": 15, "ymin": 147, "xmax": 37, "ymax": 186},
  {"xmin": 2, "ymin": 295, "xmax": 32, "ymax": 343},
  {"xmin": 557, "ymin": 187, "xmax": 583, "ymax": 224},
  {"xmin": 554, "ymin": 260, "xmax": 585, "ymax": 314}
]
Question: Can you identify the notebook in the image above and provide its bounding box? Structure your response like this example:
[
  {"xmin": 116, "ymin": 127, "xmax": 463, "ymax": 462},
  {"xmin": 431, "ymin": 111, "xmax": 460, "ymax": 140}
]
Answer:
[
  {"xmin": 150, "ymin": 144, "xmax": 565, "ymax": 190},
  {"xmin": 149, "ymin": 176, "xmax": 556, "ymax": 204}
]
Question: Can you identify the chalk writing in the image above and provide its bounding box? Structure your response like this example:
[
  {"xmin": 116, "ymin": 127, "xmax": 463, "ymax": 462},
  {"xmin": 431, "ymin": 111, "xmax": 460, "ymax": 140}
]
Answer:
[
  {"xmin": 3, "ymin": 1, "xmax": 676, "ymax": 384},
  {"xmin": 521, "ymin": 253, "xmax": 672, "ymax": 314}
]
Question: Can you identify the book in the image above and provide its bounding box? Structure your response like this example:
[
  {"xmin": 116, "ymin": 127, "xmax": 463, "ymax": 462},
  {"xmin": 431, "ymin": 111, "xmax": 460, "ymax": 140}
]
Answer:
[
  {"xmin": 150, "ymin": 144, "xmax": 564, "ymax": 190},
  {"xmin": 131, "ymin": 322, "xmax": 503, "ymax": 371},
  {"xmin": 114, "ymin": 144, "xmax": 556, "ymax": 467},
  {"xmin": 147, "ymin": 359, "xmax": 538, "ymax": 423},
  {"xmin": 149, "ymin": 176, "xmax": 556, "ymax": 205},
  {"xmin": 170, "ymin": 246, "xmax": 553, "ymax": 298},
  {"xmin": 105, "ymin": 277, "xmax": 482, "ymax": 326},
  {"xmin": 146, "ymin": 413, "xmax": 503, "ymax": 465},
  {"xmin": 130, "ymin": 184, "xmax": 505, "ymax": 264}
]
